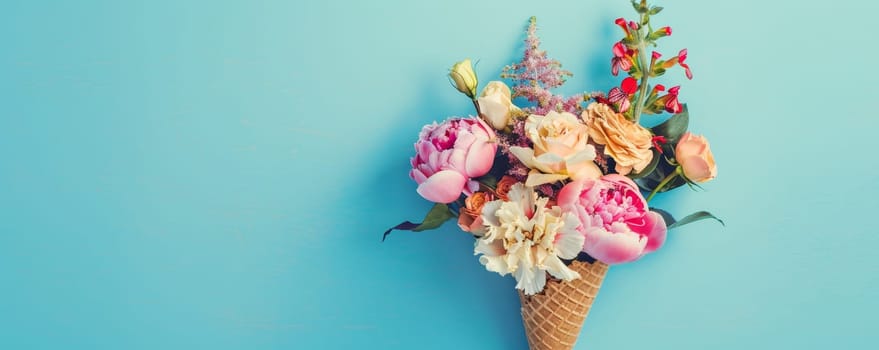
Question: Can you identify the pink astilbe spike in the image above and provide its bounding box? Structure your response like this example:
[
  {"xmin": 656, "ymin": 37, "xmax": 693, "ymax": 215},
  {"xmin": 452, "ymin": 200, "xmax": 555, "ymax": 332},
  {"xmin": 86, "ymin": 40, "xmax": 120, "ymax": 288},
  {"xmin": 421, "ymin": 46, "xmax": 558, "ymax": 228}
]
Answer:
[{"xmin": 502, "ymin": 17, "xmax": 575, "ymax": 114}]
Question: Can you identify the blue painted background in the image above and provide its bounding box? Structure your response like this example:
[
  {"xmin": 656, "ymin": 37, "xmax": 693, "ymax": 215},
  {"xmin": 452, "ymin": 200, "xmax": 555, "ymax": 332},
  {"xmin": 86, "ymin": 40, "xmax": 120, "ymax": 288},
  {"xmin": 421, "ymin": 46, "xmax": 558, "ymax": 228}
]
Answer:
[{"xmin": 2, "ymin": 1, "xmax": 877, "ymax": 349}]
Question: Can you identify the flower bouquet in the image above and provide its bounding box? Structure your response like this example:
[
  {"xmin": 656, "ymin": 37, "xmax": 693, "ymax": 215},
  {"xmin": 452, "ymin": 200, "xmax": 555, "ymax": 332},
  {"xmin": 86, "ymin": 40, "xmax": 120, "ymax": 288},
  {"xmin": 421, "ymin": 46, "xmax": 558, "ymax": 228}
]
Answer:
[{"xmin": 384, "ymin": 1, "xmax": 722, "ymax": 349}]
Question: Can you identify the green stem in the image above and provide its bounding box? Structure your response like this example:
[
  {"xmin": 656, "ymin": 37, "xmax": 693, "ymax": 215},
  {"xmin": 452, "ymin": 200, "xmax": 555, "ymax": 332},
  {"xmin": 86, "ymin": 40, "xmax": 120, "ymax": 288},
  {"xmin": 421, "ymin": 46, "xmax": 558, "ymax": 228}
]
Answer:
[
  {"xmin": 646, "ymin": 166, "xmax": 681, "ymax": 202},
  {"xmin": 632, "ymin": 18, "xmax": 651, "ymax": 124},
  {"xmin": 472, "ymin": 98, "xmax": 482, "ymax": 117}
]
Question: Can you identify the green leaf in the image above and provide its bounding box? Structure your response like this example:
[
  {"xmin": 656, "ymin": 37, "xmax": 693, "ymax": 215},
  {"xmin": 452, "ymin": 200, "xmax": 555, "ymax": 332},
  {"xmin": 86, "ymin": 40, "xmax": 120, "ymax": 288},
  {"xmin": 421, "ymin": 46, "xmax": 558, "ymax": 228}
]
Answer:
[
  {"xmin": 413, "ymin": 203, "xmax": 456, "ymax": 231},
  {"xmin": 634, "ymin": 155, "xmax": 687, "ymax": 193},
  {"xmin": 628, "ymin": 149, "xmax": 661, "ymax": 179},
  {"xmin": 677, "ymin": 170, "xmax": 707, "ymax": 192},
  {"xmin": 650, "ymin": 105, "xmax": 689, "ymax": 142},
  {"xmin": 382, "ymin": 203, "xmax": 456, "ymax": 241},
  {"xmin": 667, "ymin": 211, "xmax": 724, "ymax": 230},
  {"xmin": 476, "ymin": 174, "xmax": 497, "ymax": 189},
  {"xmin": 631, "ymin": 0, "xmax": 645, "ymax": 13},
  {"xmin": 649, "ymin": 6, "xmax": 664, "ymax": 15}
]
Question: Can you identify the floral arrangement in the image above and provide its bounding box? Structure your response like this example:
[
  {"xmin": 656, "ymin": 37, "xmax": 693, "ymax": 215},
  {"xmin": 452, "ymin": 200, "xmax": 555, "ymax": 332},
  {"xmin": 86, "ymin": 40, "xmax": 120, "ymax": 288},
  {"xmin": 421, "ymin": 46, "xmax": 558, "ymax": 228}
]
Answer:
[{"xmin": 384, "ymin": 1, "xmax": 721, "ymax": 348}]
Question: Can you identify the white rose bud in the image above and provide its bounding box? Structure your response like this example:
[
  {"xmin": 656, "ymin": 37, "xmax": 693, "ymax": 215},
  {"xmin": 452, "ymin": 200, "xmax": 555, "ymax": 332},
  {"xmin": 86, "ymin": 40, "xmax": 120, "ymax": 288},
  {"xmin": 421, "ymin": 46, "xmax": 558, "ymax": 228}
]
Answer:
[
  {"xmin": 449, "ymin": 59, "xmax": 478, "ymax": 98},
  {"xmin": 477, "ymin": 81, "xmax": 519, "ymax": 130}
]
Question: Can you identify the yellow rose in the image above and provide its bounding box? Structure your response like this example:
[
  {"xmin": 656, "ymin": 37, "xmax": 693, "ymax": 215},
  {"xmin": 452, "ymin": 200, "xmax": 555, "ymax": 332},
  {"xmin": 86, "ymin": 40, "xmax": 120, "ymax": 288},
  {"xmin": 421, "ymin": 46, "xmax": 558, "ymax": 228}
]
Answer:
[
  {"xmin": 675, "ymin": 132, "xmax": 717, "ymax": 183},
  {"xmin": 449, "ymin": 59, "xmax": 478, "ymax": 98},
  {"xmin": 510, "ymin": 111, "xmax": 602, "ymax": 186},
  {"xmin": 582, "ymin": 102, "xmax": 654, "ymax": 175},
  {"xmin": 477, "ymin": 81, "xmax": 519, "ymax": 130}
]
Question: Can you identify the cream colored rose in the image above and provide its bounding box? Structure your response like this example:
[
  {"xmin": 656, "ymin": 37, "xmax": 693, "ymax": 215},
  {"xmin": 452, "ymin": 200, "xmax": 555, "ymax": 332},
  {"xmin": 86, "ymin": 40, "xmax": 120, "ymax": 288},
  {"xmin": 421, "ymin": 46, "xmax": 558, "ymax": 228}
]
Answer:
[
  {"xmin": 582, "ymin": 102, "xmax": 654, "ymax": 175},
  {"xmin": 509, "ymin": 111, "xmax": 602, "ymax": 186},
  {"xmin": 675, "ymin": 132, "xmax": 717, "ymax": 183},
  {"xmin": 449, "ymin": 59, "xmax": 478, "ymax": 98},
  {"xmin": 477, "ymin": 81, "xmax": 519, "ymax": 130}
]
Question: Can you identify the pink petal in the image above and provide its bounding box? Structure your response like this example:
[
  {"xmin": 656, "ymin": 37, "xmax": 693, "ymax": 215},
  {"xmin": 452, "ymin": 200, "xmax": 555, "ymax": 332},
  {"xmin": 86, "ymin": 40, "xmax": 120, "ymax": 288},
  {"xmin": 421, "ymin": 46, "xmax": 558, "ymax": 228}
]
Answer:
[
  {"xmin": 464, "ymin": 139, "xmax": 496, "ymax": 178},
  {"xmin": 618, "ymin": 99, "xmax": 631, "ymax": 113},
  {"xmin": 463, "ymin": 180, "xmax": 479, "ymax": 196},
  {"xmin": 416, "ymin": 140, "xmax": 435, "ymax": 160},
  {"xmin": 417, "ymin": 163, "xmax": 436, "ymax": 178},
  {"xmin": 473, "ymin": 117, "xmax": 495, "ymax": 137},
  {"xmin": 640, "ymin": 211, "xmax": 667, "ymax": 254},
  {"xmin": 416, "ymin": 170, "xmax": 467, "ymax": 203},
  {"xmin": 584, "ymin": 226, "xmax": 647, "ymax": 264},
  {"xmin": 613, "ymin": 42, "xmax": 626, "ymax": 57},
  {"xmin": 557, "ymin": 180, "xmax": 587, "ymax": 212},
  {"xmin": 455, "ymin": 129, "xmax": 477, "ymax": 150},
  {"xmin": 410, "ymin": 167, "xmax": 428, "ymax": 184},
  {"xmin": 681, "ymin": 155, "xmax": 711, "ymax": 182},
  {"xmin": 446, "ymin": 148, "xmax": 467, "ymax": 174},
  {"xmin": 602, "ymin": 174, "xmax": 639, "ymax": 193}
]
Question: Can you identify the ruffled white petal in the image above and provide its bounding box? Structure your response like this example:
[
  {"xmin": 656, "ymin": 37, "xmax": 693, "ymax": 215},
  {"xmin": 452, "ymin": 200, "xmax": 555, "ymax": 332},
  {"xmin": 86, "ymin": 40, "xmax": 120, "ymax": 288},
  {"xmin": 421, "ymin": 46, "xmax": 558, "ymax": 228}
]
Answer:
[
  {"xmin": 543, "ymin": 256, "xmax": 580, "ymax": 281},
  {"xmin": 473, "ymin": 185, "xmax": 583, "ymax": 295}
]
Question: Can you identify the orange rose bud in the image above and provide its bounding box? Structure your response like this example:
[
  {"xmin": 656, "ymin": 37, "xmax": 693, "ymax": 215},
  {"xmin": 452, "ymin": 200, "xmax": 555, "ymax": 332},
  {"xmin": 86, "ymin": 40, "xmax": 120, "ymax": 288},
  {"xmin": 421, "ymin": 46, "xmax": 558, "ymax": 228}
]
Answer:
[
  {"xmin": 494, "ymin": 176, "xmax": 519, "ymax": 201},
  {"xmin": 457, "ymin": 192, "xmax": 494, "ymax": 235}
]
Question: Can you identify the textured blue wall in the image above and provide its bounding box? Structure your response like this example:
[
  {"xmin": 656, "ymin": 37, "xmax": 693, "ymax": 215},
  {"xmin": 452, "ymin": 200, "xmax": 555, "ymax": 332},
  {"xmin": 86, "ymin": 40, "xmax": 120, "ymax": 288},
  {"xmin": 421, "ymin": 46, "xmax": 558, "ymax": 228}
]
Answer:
[{"xmin": 1, "ymin": 1, "xmax": 876, "ymax": 349}]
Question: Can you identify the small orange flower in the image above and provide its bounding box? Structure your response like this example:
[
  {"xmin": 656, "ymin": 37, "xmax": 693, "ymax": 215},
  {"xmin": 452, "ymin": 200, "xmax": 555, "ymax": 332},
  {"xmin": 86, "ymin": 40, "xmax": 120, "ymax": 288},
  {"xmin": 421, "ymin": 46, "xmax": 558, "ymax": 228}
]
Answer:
[
  {"xmin": 494, "ymin": 176, "xmax": 519, "ymax": 201},
  {"xmin": 458, "ymin": 192, "xmax": 494, "ymax": 235}
]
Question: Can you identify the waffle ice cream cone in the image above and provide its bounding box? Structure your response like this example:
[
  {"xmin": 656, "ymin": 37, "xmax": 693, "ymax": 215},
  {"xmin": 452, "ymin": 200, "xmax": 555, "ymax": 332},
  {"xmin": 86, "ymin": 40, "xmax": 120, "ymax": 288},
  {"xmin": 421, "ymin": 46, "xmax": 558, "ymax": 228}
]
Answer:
[{"xmin": 519, "ymin": 260, "xmax": 609, "ymax": 350}]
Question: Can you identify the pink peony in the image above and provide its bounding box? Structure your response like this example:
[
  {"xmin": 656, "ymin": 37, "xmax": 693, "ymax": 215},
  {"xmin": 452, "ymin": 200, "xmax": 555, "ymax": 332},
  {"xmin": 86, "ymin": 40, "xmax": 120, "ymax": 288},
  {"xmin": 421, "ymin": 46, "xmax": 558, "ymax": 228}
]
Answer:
[
  {"xmin": 557, "ymin": 174, "xmax": 667, "ymax": 264},
  {"xmin": 410, "ymin": 117, "xmax": 497, "ymax": 203}
]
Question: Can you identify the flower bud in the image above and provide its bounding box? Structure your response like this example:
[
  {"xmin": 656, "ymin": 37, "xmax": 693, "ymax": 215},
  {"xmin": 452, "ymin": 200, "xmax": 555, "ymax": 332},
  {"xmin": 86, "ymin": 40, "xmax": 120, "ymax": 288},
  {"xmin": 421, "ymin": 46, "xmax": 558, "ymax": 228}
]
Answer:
[
  {"xmin": 477, "ymin": 81, "xmax": 518, "ymax": 130},
  {"xmin": 647, "ymin": 26, "xmax": 672, "ymax": 40},
  {"xmin": 449, "ymin": 59, "xmax": 478, "ymax": 98},
  {"xmin": 675, "ymin": 132, "xmax": 717, "ymax": 183}
]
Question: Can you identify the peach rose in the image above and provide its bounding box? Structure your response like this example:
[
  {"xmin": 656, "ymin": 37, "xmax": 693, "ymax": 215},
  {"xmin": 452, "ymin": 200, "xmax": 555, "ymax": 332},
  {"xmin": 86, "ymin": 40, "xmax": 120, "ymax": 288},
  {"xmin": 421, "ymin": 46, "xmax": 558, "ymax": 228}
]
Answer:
[
  {"xmin": 509, "ymin": 111, "xmax": 602, "ymax": 186},
  {"xmin": 458, "ymin": 192, "xmax": 494, "ymax": 235},
  {"xmin": 675, "ymin": 132, "xmax": 717, "ymax": 183},
  {"xmin": 582, "ymin": 102, "xmax": 654, "ymax": 175}
]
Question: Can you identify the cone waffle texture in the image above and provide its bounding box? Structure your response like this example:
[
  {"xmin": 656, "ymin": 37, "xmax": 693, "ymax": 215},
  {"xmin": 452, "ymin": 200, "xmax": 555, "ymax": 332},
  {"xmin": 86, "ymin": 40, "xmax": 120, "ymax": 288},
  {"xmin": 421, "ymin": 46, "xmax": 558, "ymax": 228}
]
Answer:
[{"xmin": 519, "ymin": 260, "xmax": 609, "ymax": 350}]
